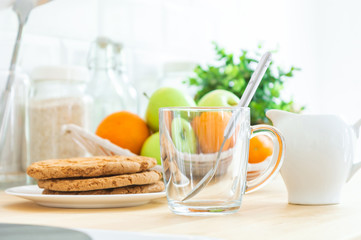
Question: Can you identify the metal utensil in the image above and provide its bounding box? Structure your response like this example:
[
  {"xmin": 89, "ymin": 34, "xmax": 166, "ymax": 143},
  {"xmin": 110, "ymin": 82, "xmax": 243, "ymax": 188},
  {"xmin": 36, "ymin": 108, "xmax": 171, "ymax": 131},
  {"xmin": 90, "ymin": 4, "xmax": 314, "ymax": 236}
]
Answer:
[
  {"xmin": 182, "ymin": 52, "xmax": 272, "ymax": 201},
  {"xmin": 0, "ymin": 0, "xmax": 52, "ymax": 148}
]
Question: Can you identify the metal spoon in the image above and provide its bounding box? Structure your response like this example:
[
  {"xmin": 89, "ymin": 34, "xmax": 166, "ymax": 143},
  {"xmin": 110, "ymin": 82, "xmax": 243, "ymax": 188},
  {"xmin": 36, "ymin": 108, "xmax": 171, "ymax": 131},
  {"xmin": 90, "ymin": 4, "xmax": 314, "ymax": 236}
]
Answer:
[
  {"xmin": 0, "ymin": 0, "xmax": 52, "ymax": 147},
  {"xmin": 182, "ymin": 52, "xmax": 272, "ymax": 201}
]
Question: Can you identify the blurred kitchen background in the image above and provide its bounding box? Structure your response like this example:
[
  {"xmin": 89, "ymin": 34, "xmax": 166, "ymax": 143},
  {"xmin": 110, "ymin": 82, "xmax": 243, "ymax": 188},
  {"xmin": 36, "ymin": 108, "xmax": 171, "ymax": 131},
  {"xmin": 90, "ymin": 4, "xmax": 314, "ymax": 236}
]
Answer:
[{"xmin": 0, "ymin": 0, "xmax": 360, "ymax": 122}]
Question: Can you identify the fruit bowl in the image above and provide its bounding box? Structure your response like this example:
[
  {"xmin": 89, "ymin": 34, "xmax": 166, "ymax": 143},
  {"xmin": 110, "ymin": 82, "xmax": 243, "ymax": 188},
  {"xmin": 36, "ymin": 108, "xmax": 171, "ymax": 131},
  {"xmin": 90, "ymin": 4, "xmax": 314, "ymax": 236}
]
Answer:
[
  {"xmin": 161, "ymin": 132, "xmax": 268, "ymax": 179},
  {"xmin": 176, "ymin": 149, "xmax": 234, "ymax": 177},
  {"xmin": 62, "ymin": 124, "xmax": 163, "ymax": 172}
]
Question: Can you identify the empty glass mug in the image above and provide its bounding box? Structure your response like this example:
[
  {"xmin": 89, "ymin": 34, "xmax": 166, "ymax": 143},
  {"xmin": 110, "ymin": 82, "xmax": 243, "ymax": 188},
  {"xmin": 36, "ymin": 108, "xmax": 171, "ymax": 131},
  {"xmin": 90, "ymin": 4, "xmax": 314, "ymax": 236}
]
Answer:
[{"xmin": 159, "ymin": 107, "xmax": 285, "ymax": 216}]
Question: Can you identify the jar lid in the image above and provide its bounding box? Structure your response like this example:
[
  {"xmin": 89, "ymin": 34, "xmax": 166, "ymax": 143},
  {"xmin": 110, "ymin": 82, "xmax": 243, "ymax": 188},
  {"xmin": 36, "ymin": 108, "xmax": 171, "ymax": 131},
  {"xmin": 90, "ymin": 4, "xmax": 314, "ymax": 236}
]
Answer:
[{"xmin": 31, "ymin": 65, "xmax": 89, "ymax": 82}]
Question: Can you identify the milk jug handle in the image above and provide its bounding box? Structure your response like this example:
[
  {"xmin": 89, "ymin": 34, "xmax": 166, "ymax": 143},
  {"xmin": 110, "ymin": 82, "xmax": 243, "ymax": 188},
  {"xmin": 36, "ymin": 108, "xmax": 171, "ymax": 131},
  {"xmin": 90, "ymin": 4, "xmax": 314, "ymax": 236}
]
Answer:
[
  {"xmin": 346, "ymin": 119, "xmax": 361, "ymax": 182},
  {"xmin": 352, "ymin": 119, "xmax": 361, "ymax": 138}
]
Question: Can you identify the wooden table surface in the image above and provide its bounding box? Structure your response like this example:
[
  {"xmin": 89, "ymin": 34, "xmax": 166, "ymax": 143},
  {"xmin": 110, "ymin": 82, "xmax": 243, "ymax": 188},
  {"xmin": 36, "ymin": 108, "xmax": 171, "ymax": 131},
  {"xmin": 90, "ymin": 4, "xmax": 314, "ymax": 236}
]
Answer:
[{"xmin": 1, "ymin": 172, "xmax": 361, "ymax": 240}]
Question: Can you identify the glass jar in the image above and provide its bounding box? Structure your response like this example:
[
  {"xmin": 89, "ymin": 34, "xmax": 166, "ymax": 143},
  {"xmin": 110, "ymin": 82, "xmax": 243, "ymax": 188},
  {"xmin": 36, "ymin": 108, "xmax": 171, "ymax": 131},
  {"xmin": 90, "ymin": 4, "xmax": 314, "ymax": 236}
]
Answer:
[{"xmin": 27, "ymin": 66, "xmax": 91, "ymax": 165}]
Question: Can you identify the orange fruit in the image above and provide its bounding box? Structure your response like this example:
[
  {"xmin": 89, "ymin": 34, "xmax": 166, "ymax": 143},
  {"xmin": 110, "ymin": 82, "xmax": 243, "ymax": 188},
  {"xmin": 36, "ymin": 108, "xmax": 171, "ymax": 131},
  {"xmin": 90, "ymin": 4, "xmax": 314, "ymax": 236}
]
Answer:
[
  {"xmin": 192, "ymin": 112, "xmax": 233, "ymax": 153},
  {"xmin": 96, "ymin": 111, "xmax": 150, "ymax": 155},
  {"xmin": 248, "ymin": 135, "xmax": 274, "ymax": 163}
]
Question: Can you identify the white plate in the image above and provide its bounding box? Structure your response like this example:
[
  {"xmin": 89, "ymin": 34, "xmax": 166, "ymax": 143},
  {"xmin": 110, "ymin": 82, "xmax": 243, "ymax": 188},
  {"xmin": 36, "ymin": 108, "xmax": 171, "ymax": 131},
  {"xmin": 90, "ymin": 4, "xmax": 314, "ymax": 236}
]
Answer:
[{"xmin": 5, "ymin": 185, "xmax": 166, "ymax": 209}]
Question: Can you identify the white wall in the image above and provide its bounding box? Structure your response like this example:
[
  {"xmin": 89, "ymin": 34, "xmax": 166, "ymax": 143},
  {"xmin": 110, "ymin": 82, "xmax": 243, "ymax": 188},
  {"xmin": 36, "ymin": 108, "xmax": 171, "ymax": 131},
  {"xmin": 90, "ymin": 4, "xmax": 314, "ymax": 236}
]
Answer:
[{"xmin": 0, "ymin": 0, "xmax": 360, "ymax": 122}]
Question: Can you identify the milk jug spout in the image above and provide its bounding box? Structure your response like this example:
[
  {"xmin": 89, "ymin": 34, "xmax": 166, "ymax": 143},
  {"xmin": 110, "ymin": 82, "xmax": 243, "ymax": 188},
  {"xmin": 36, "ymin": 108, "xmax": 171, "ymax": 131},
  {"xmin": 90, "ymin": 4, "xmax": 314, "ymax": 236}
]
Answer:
[{"xmin": 265, "ymin": 109, "xmax": 294, "ymax": 125}]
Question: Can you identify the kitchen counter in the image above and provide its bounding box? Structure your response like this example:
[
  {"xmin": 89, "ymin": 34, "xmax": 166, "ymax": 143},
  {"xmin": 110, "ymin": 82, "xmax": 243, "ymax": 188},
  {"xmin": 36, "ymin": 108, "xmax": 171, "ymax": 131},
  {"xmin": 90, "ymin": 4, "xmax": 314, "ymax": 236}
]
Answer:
[{"xmin": 1, "ymin": 172, "xmax": 361, "ymax": 240}]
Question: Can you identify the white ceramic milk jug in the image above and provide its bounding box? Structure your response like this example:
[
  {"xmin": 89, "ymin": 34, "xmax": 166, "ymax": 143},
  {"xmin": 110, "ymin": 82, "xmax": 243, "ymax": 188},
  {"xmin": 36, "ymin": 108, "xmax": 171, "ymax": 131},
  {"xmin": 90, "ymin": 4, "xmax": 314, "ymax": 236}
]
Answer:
[{"xmin": 266, "ymin": 109, "xmax": 361, "ymax": 205}]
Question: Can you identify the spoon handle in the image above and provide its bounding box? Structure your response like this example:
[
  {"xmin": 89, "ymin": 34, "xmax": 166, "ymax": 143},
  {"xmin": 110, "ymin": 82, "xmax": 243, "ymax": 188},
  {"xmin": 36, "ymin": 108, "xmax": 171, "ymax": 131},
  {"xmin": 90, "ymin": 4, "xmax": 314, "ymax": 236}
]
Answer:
[
  {"xmin": 238, "ymin": 52, "xmax": 272, "ymax": 108},
  {"xmin": 223, "ymin": 52, "xmax": 272, "ymax": 140}
]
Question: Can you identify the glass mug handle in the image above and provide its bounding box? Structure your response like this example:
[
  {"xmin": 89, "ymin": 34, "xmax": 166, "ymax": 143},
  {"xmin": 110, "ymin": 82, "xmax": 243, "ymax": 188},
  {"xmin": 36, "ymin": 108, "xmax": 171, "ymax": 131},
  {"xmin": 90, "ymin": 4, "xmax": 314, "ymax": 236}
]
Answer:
[{"xmin": 245, "ymin": 124, "xmax": 285, "ymax": 193}]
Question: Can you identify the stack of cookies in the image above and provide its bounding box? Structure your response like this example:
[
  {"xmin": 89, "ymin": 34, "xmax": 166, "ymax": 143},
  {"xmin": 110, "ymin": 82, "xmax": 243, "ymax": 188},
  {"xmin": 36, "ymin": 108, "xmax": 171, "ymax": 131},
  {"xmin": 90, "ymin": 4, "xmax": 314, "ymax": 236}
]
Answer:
[{"xmin": 26, "ymin": 156, "xmax": 164, "ymax": 195}]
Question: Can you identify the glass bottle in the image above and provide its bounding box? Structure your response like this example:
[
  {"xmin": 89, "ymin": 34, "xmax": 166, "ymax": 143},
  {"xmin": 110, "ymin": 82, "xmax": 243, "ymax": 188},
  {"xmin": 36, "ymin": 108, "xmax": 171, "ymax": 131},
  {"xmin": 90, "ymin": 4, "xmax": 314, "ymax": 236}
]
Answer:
[
  {"xmin": 86, "ymin": 37, "xmax": 138, "ymax": 132},
  {"xmin": 113, "ymin": 42, "xmax": 139, "ymax": 115},
  {"xmin": 159, "ymin": 61, "xmax": 197, "ymax": 96}
]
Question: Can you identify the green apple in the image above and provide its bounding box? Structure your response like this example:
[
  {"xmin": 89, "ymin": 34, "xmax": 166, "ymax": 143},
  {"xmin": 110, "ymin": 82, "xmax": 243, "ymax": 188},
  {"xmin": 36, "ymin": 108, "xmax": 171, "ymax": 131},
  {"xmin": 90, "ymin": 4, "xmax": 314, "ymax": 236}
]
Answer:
[
  {"xmin": 140, "ymin": 132, "xmax": 161, "ymax": 165},
  {"xmin": 198, "ymin": 89, "xmax": 239, "ymax": 107},
  {"xmin": 145, "ymin": 87, "xmax": 196, "ymax": 132},
  {"xmin": 171, "ymin": 117, "xmax": 197, "ymax": 154}
]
